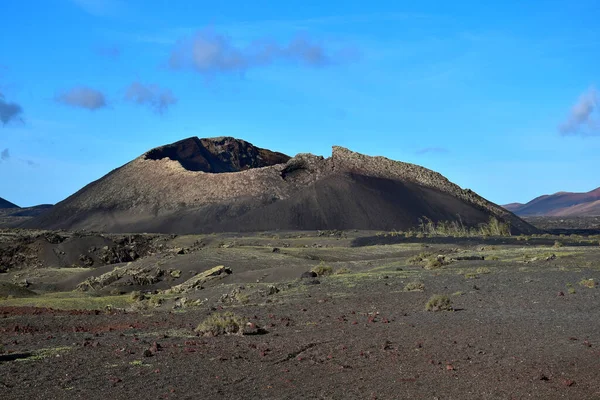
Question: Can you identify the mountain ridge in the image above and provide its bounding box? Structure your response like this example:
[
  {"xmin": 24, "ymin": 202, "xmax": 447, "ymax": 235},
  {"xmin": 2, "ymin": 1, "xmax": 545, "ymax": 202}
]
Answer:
[{"xmin": 504, "ymin": 187, "xmax": 600, "ymax": 216}]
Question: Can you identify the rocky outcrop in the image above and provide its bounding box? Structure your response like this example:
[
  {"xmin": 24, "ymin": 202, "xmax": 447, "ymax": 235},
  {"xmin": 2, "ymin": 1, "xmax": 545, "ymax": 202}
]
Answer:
[{"xmin": 144, "ymin": 136, "xmax": 290, "ymax": 172}]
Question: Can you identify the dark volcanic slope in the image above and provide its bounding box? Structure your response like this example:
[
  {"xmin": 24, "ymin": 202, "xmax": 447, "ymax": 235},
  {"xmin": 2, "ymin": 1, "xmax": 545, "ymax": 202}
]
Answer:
[
  {"xmin": 0, "ymin": 197, "xmax": 19, "ymax": 209},
  {"xmin": 504, "ymin": 187, "xmax": 600, "ymax": 216},
  {"xmin": 25, "ymin": 137, "xmax": 537, "ymax": 234},
  {"xmin": 145, "ymin": 136, "xmax": 290, "ymax": 172}
]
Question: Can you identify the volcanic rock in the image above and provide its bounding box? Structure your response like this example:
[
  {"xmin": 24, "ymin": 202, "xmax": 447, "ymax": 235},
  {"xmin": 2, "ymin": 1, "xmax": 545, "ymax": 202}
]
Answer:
[
  {"xmin": 0, "ymin": 197, "xmax": 19, "ymax": 209},
  {"xmin": 24, "ymin": 136, "xmax": 537, "ymax": 234}
]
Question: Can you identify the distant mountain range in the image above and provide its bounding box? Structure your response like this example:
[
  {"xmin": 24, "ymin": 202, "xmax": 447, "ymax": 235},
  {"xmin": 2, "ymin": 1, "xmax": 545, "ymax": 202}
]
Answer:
[{"xmin": 504, "ymin": 187, "xmax": 600, "ymax": 216}]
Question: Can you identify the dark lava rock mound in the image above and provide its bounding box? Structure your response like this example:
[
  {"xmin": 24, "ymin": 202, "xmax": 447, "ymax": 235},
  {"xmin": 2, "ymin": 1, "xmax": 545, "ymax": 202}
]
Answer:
[{"xmin": 145, "ymin": 136, "xmax": 290, "ymax": 173}]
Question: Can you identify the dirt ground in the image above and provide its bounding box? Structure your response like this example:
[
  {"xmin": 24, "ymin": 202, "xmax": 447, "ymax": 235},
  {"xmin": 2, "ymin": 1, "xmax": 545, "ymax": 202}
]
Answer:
[{"xmin": 1, "ymin": 229, "xmax": 600, "ymax": 399}]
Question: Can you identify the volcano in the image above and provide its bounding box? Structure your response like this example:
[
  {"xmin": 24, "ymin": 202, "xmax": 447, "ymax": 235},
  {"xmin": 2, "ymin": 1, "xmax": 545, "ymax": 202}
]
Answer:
[{"xmin": 24, "ymin": 136, "xmax": 537, "ymax": 234}]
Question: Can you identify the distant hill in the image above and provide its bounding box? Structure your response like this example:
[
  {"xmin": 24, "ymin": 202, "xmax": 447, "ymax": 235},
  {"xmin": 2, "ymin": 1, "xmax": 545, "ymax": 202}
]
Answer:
[
  {"xmin": 0, "ymin": 204, "xmax": 54, "ymax": 228},
  {"xmin": 0, "ymin": 197, "xmax": 19, "ymax": 209},
  {"xmin": 24, "ymin": 136, "xmax": 538, "ymax": 234},
  {"xmin": 504, "ymin": 187, "xmax": 600, "ymax": 216}
]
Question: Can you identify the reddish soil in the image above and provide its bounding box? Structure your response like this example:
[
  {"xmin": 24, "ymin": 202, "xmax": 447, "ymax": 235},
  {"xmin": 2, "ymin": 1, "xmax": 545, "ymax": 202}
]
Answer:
[{"xmin": 2, "ymin": 264, "xmax": 600, "ymax": 399}]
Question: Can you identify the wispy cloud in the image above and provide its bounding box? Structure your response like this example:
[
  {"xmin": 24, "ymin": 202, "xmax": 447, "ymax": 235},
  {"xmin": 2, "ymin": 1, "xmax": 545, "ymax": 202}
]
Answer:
[
  {"xmin": 169, "ymin": 30, "xmax": 357, "ymax": 75},
  {"xmin": 70, "ymin": 0, "xmax": 124, "ymax": 17},
  {"xmin": 56, "ymin": 86, "xmax": 107, "ymax": 110},
  {"xmin": 559, "ymin": 87, "xmax": 599, "ymax": 136},
  {"xmin": 415, "ymin": 147, "xmax": 449, "ymax": 155},
  {"xmin": 0, "ymin": 92, "xmax": 23, "ymax": 125},
  {"xmin": 1, "ymin": 148, "xmax": 9, "ymax": 161},
  {"xmin": 124, "ymin": 82, "xmax": 177, "ymax": 114}
]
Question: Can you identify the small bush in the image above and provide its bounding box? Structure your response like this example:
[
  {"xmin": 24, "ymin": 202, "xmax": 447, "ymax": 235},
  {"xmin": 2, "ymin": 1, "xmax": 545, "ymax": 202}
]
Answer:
[
  {"xmin": 476, "ymin": 267, "xmax": 491, "ymax": 275},
  {"xmin": 425, "ymin": 295, "xmax": 453, "ymax": 312},
  {"xmin": 404, "ymin": 281, "xmax": 425, "ymax": 292},
  {"xmin": 195, "ymin": 312, "xmax": 247, "ymax": 337},
  {"xmin": 553, "ymin": 241, "xmax": 563, "ymax": 248},
  {"xmin": 579, "ymin": 279, "xmax": 597, "ymax": 289},
  {"xmin": 424, "ymin": 256, "xmax": 449, "ymax": 270},
  {"xmin": 235, "ymin": 293, "xmax": 250, "ymax": 304},
  {"xmin": 568, "ymin": 287, "xmax": 576, "ymax": 294},
  {"xmin": 148, "ymin": 296, "xmax": 164, "ymax": 307},
  {"xmin": 311, "ymin": 262, "xmax": 333, "ymax": 276}
]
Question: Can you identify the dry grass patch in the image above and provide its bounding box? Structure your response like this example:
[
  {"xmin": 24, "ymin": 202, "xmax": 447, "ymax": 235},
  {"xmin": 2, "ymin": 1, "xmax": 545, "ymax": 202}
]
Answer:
[
  {"xmin": 311, "ymin": 262, "xmax": 333, "ymax": 276},
  {"xmin": 579, "ymin": 279, "xmax": 597, "ymax": 289},
  {"xmin": 404, "ymin": 281, "xmax": 425, "ymax": 292},
  {"xmin": 195, "ymin": 312, "xmax": 247, "ymax": 337},
  {"xmin": 425, "ymin": 294, "xmax": 453, "ymax": 312}
]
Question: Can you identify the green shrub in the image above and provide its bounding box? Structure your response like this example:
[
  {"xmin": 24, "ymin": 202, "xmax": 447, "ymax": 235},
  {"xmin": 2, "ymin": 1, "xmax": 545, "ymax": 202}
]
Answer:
[
  {"xmin": 476, "ymin": 267, "xmax": 491, "ymax": 275},
  {"xmin": 425, "ymin": 295, "xmax": 453, "ymax": 312},
  {"xmin": 404, "ymin": 281, "xmax": 425, "ymax": 292},
  {"xmin": 553, "ymin": 241, "xmax": 563, "ymax": 248},
  {"xmin": 195, "ymin": 312, "xmax": 247, "ymax": 336}
]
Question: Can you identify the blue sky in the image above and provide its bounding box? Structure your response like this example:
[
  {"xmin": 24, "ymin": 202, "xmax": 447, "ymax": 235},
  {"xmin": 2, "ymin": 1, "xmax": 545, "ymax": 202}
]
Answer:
[{"xmin": 1, "ymin": 0, "xmax": 599, "ymax": 207}]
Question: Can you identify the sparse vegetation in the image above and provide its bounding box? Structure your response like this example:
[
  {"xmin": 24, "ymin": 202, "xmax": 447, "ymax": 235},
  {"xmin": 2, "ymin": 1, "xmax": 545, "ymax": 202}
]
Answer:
[
  {"xmin": 404, "ymin": 281, "xmax": 425, "ymax": 292},
  {"xmin": 408, "ymin": 252, "xmax": 433, "ymax": 265},
  {"xmin": 311, "ymin": 262, "xmax": 333, "ymax": 276},
  {"xmin": 424, "ymin": 256, "xmax": 449, "ymax": 270},
  {"xmin": 416, "ymin": 216, "xmax": 511, "ymax": 237},
  {"xmin": 579, "ymin": 279, "xmax": 597, "ymax": 289},
  {"xmin": 553, "ymin": 241, "xmax": 563, "ymax": 248},
  {"xmin": 425, "ymin": 295, "xmax": 453, "ymax": 312},
  {"xmin": 195, "ymin": 312, "xmax": 247, "ymax": 337},
  {"xmin": 476, "ymin": 267, "xmax": 491, "ymax": 275}
]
